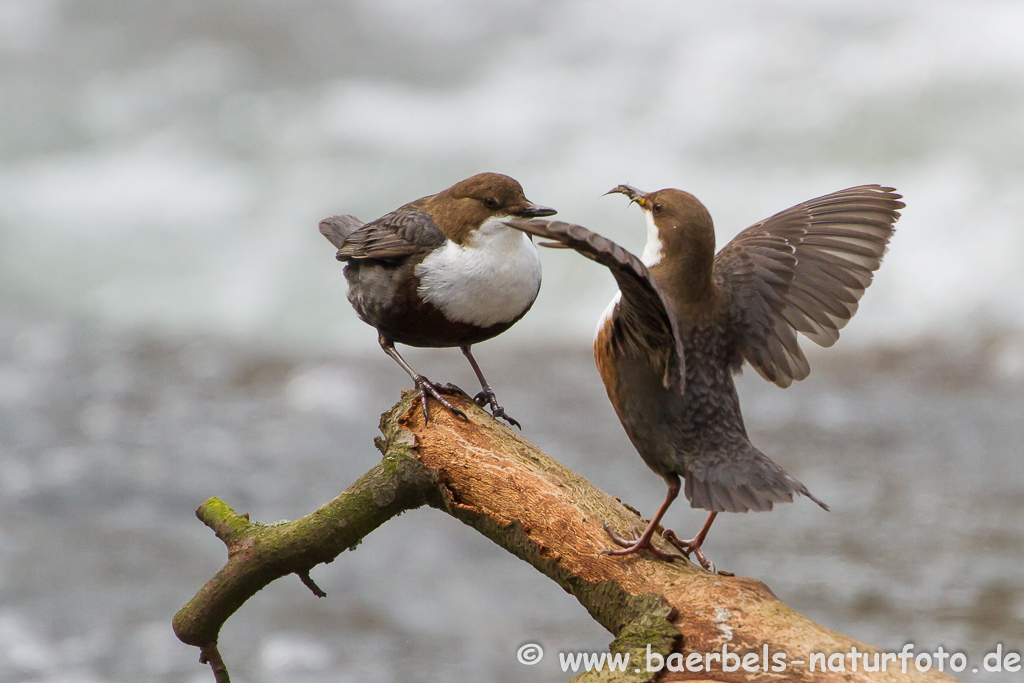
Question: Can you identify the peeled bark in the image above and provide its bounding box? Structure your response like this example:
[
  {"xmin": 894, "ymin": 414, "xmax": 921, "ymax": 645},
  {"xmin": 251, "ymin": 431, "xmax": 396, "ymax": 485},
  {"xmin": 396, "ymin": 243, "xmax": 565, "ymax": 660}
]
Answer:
[{"xmin": 174, "ymin": 390, "xmax": 955, "ymax": 683}]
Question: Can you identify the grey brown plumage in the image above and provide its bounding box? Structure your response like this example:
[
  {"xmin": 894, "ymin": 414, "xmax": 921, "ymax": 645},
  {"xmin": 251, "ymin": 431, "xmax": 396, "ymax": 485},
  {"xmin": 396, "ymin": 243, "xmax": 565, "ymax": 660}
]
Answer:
[
  {"xmin": 326, "ymin": 208, "xmax": 510, "ymax": 349},
  {"xmin": 320, "ymin": 172, "xmax": 555, "ymax": 426},
  {"xmin": 319, "ymin": 214, "xmax": 363, "ymax": 248},
  {"xmin": 506, "ymin": 184, "xmax": 902, "ymax": 568},
  {"xmin": 713, "ymin": 185, "xmax": 903, "ymax": 387}
]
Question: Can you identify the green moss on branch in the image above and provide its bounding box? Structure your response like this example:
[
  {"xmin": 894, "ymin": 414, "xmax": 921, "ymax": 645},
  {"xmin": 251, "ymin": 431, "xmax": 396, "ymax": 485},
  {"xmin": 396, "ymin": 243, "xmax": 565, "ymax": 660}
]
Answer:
[{"xmin": 172, "ymin": 425, "xmax": 438, "ymax": 649}]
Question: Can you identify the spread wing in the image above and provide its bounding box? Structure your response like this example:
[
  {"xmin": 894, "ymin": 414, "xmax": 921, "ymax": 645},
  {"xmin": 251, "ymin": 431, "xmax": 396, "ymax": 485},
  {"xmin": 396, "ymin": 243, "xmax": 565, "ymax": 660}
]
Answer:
[
  {"xmin": 330, "ymin": 207, "xmax": 446, "ymax": 263},
  {"xmin": 505, "ymin": 218, "xmax": 685, "ymax": 392},
  {"xmin": 714, "ymin": 185, "xmax": 903, "ymax": 387}
]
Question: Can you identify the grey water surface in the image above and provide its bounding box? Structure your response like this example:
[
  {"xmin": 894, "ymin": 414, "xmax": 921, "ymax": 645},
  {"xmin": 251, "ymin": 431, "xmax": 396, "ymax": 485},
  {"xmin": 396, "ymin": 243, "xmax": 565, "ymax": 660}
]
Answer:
[{"xmin": 1, "ymin": 311, "xmax": 1022, "ymax": 681}]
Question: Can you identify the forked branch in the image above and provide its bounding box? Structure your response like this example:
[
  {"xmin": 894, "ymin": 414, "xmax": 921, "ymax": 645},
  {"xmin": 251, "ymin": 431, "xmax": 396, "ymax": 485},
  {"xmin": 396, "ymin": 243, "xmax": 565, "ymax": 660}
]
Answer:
[{"xmin": 174, "ymin": 391, "xmax": 955, "ymax": 683}]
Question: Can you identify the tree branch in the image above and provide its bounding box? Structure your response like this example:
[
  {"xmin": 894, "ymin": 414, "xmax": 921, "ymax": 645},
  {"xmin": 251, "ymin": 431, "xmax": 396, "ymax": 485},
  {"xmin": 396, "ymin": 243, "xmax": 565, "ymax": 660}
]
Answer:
[
  {"xmin": 174, "ymin": 390, "xmax": 956, "ymax": 683},
  {"xmin": 172, "ymin": 424, "xmax": 439, "ymax": 655}
]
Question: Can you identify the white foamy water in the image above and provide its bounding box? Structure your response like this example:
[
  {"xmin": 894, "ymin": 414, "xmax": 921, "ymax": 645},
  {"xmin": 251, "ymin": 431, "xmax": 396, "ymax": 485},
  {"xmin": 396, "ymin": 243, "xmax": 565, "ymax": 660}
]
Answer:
[{"xmin": 1, "ymin": 0, "xmax": 1023, "ymax": 352}]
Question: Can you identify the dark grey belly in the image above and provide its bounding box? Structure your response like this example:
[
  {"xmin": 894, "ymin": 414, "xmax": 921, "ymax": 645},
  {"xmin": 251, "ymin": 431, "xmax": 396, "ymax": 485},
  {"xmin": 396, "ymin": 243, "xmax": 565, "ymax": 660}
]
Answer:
[
  {"xmin": 344, "ymin": 261, "xmax": 520, "ymax": 348},
  {"xmin": 615, "ymin": 358, "xmax": 744, "ymax": 472},
  {"xmin": 610, "ymin": 322, "xmax": 749, "ymax": 474}
]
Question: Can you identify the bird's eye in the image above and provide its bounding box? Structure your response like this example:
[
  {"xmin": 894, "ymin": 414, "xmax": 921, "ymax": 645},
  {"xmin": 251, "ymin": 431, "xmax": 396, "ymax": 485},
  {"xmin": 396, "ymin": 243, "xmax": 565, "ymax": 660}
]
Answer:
[
  {"xmin": 483, "ymin": 197, "xmax": 499, "ymax": 209},
  {"xmin": 652, "ymin": 203, "xmax": 663, "ymax": 215}
]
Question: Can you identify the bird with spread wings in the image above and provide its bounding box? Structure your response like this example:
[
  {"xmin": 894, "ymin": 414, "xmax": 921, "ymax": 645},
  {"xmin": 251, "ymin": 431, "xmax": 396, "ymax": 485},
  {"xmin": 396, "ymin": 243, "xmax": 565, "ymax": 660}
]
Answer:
[{"xmin": 506, "ymin": 184, "xmax": 903, "ymax": 570}]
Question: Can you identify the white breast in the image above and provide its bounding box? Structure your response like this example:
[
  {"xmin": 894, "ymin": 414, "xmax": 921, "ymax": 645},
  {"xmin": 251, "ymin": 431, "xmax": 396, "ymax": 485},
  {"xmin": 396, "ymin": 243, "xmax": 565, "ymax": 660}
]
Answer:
[
  {"xmin": 640, "ymin": 210, "xmax": 663, "ymax": 267},
  {"xmin": 414, "ymin": 216, "xmax": 542, "ymax": 328}
]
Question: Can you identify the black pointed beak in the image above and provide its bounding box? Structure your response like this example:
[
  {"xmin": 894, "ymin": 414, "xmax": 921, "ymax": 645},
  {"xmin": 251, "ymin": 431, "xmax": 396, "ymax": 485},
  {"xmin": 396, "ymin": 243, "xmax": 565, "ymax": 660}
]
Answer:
[
  {"xmin": 605, "ymin": 184, "xmax": 648, "ymax": 208},
  {"xmin": 518, "ymin": 202, "xmax": 557, "ymax": 218}
]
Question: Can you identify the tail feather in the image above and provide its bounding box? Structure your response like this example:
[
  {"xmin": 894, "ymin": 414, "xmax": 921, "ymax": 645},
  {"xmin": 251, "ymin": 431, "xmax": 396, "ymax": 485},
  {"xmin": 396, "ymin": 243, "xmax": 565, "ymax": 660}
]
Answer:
[
  {"xmin": 319, "ymin": 214, "xmax": 363, "ymax": 248},
  {"xmin": 683, "ymin": 446, "xmax": 829, "ymax": 513}
]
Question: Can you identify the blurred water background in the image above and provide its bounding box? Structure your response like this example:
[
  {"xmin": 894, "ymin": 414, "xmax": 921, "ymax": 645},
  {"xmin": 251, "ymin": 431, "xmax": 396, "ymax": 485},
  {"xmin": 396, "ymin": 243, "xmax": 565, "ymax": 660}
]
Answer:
[{"xmin": 1, "ymin": 1, "xmax": 1023, "ymax": 681}]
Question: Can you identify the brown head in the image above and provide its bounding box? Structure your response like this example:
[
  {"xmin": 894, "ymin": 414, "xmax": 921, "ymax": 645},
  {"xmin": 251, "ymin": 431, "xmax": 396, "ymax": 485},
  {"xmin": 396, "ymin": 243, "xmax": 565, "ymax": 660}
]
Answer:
[
  {"xmin": 422, "ymin": 172, "xmax": 555, "ymax": 244},
  {"xmin": 608, "ymin": 184, "xmax": 717, "ymax": 304}
]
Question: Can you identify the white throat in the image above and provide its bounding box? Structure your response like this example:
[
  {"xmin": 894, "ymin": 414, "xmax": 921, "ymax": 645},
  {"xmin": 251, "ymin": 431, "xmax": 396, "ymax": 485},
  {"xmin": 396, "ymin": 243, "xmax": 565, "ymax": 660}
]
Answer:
[
  {"xmin": 594, "ymin": 290, "xmax": 622, "ymax": 340},
  {"xmin": 639, "ymin": 210, "xmax": 663, "ymax": 268},
  {"xmin": 414, "ymin": 216, "xmax": 542, "ymax": 327}
]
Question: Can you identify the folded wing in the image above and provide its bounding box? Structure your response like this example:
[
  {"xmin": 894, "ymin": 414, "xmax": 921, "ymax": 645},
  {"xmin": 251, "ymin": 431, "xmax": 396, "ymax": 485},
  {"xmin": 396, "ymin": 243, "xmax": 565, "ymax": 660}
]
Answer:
[{"xmin": 328, "ymin": 208, "xmax": 446, "ymax": 263}]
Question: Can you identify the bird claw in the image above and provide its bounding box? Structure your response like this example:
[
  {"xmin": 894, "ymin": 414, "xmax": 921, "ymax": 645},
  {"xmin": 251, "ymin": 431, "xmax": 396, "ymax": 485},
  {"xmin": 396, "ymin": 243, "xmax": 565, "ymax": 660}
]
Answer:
[
  {"xmin": 413, "ymin": 376, "xmax": 468, "ymax": 423},
  {"xmin": 600, "ymin": 522, "xmax": 684, "ymax": 562},
  {"xmin": 490, "ymin": 406, "xmax": 522, "ymax": 430},
  {"xmin": 473, "ymin": 388, "xmax": 522, "ymax": 430},
  {"xmin": 441, "ymin": 382, "xmax": 471, "ymax": 399},
  {"xmin": 663, "ymin": 529, "xmax": 716, "ymax": 573}
]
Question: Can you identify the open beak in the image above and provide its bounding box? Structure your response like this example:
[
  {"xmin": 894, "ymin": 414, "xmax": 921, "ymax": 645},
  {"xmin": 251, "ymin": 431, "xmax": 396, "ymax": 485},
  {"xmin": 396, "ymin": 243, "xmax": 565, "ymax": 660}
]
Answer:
[
  {"xmin": 518, "ymin": 202, "xmax": 557, "ymax": 218},
  {"xmin": 605, "ymin": 184, "xmax": 648, "ymax": 208}
]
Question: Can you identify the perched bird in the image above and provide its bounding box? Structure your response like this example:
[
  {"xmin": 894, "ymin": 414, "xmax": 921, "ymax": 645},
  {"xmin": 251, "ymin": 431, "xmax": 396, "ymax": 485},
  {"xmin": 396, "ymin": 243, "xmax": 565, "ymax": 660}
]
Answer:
[
  {"xmin": 506, "ymin": 184, "xmax": 903, "ymax": 569},
  {"xmin": 319, "ymin": 172, "xmax": 555, "ymax": 427}
]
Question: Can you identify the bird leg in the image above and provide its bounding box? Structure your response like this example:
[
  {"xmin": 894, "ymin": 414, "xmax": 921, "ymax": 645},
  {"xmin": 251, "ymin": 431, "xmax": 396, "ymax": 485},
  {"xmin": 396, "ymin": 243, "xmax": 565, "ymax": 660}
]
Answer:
[
  {"xmin": 663, "ymin": 512, "xmax": 718, "ymax": 573},
  {"xmin": 460, "ymin": 345, "xmax": 521, "ymax": 429},
  {"xmin": 601, "ymin": 475, "xmax": 684, "ymax": 562},
  {"xmin": 378, "ymin": 334, "xmax": 467, "ymax": 423}
]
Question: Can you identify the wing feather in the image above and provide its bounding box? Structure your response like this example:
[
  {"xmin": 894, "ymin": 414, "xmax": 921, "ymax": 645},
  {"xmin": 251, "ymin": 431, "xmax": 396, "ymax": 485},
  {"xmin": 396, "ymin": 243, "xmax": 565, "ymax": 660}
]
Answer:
[
  {"xmin": 333, "ymin": 207, "xmax": 446, "ymax": 263},
  {"xmin": 504, "ymin": 218, "xmax": 685, "ymax": 393},
  {"xmin": 714, "ymin": 185, "xmax": 903, "ymax": 387}
]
